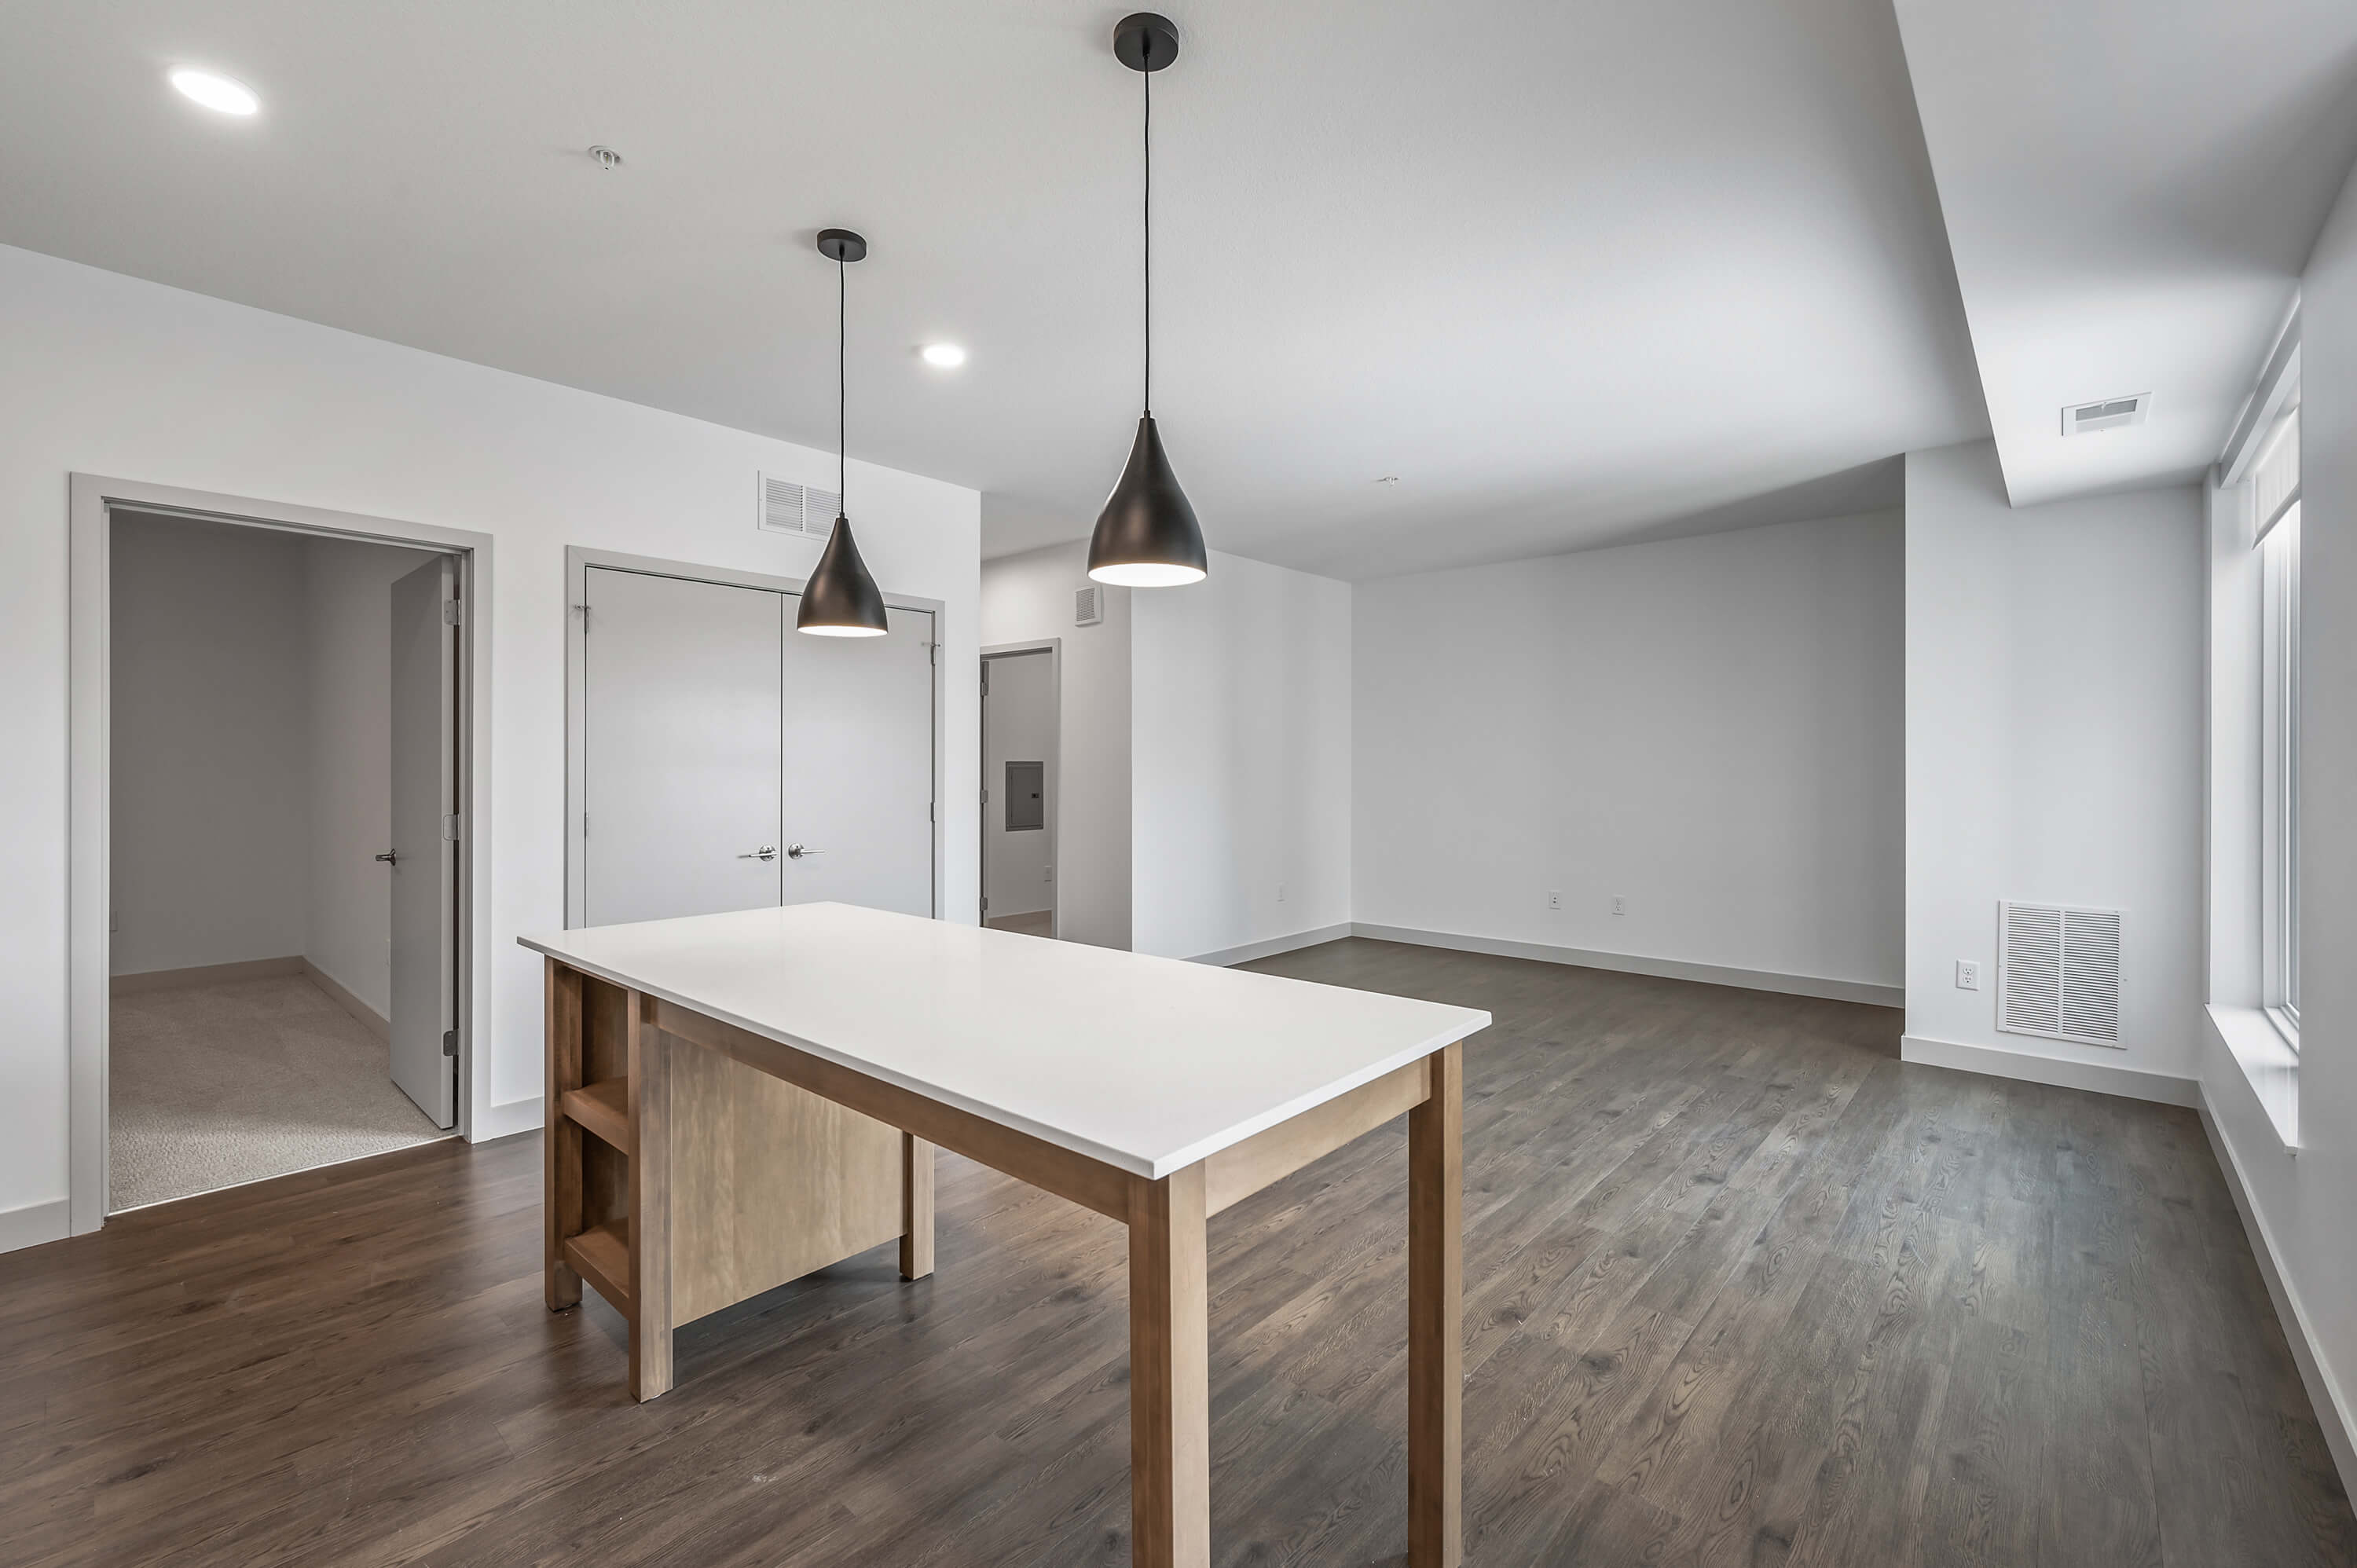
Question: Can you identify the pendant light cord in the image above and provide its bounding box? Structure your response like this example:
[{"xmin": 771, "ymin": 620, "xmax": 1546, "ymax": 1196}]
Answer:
[
  {"xmin": 838, "ymin": 255, "xmax": 848, "ymax": 510},
  {"xmin": 1142, "ymin": 60, "xmax": 1153, "ymax": 416}
]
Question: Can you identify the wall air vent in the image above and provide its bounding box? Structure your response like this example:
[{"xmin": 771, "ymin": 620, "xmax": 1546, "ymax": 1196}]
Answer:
[
  {"xmin": 1998, "ymin": 901, "xmax": 2122, "ymax": 1046},
  {"xmin": 2061, "ymin": 394, "xmax": 2150, "ymax": 436},
  {"xmin": 1074, "ymin": 584, "xmax": 1104, "ymax": 627},
  {"xmin": 757, "ymin": 474, "xmax": 842, "ymax": 541}
]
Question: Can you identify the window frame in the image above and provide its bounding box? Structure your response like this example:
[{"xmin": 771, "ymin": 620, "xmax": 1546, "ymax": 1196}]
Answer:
[{"xmin": 2260, "ymin": 495, "xmax": 2301, "ymax": 1046}]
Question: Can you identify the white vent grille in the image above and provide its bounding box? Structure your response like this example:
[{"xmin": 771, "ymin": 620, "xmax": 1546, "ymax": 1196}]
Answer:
[
  {"xmin": 1999, "ymin": 901, "xmax": 2122, "ymax": 1046},
  {"xmin": 1074, "ymin": 584, "xmax": 1104, "ymax": 627},
  {"xmin": 758, "ymin": 474, "xmax": 842, "ymax": 541},
  {"xmin": 2061, "ymin": 394, "xmax": 2150, "ymax": 436}
]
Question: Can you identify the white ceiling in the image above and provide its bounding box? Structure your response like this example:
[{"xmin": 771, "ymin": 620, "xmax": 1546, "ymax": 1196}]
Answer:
[
  {"xmin": 1, "ymin": 1, "xmax": 1990, "ymax": 579},
  {"xmin": 1895, "ymin": 0, "xmax": 2357, "ymax": 508}
]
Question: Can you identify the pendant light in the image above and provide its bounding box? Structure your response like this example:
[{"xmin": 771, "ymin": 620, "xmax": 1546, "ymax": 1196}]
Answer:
[
  {"xmin": 1087, "ymin": 13, "xmax": 1208, "ymax": 588},
  {"xmin": 797, "ymin": 228, "xmax": 890, "ymax": 636}
]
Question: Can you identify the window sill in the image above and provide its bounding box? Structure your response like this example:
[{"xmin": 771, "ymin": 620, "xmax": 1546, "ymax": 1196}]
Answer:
[{"xmin": 2207, "ymin": 1004, "xmax": 2300, "ymax": 1151}]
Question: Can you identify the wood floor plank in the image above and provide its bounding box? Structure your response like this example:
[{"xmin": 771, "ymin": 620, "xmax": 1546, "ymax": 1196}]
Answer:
[{"xmin": 2, "ymin": 937, "xmax": 2348, "ymax": 1567}]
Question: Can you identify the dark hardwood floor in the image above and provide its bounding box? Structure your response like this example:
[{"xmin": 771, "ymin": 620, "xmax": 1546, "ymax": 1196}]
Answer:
[{"xmin": 5, "ymin": 937, "xmax": 2351, "ymax": 1566}]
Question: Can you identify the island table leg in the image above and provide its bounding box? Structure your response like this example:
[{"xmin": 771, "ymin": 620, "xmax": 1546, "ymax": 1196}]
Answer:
[
  {"xmin": 1129, "ymin": 1163, "xmax": 1210, "ymax": 1568},
  {"xmin": 1408, "ymin": 1040, "xmax": 1464, "ymax": 1568},
  {"xmin": 900, "ymin": 1133, "xmax": 936, "ymax": 1280},
  {"xmin": 627, "ymin": 991, "xmax": 673, "ymax": 1401},
  {"xmin": 544, "ymin": 958, "xmax": 582, "ymax": 1311}
]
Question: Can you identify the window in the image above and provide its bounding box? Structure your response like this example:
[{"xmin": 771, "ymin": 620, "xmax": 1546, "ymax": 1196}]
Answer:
[{"xmin": 2256, "ymin": 412, "xmax": 2301, "ymax": 1044}]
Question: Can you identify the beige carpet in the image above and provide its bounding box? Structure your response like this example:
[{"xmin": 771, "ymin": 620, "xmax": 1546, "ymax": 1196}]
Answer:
[{"xmin": 109, "ymin": 974, "xmax": 449, "ymax": 1213}]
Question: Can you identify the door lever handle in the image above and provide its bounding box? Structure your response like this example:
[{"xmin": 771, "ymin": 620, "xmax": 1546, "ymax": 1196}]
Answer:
[
  {"xmin": 786, "ymin": 842, "xmax": 823, "ymax": 859},
  {"xmin": 375, "ymin": 850, "xmax": 399, "ymax": 866},
  {"xmin": 738, "ymin": 845, "xmax": 778, "ymax": 862}
]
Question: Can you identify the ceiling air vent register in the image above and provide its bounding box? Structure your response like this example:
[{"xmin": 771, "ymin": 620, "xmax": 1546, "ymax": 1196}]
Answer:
[
  {"xmin": 2060, "ymin": 394, "xmax": 2150, "ymax": 436},
  {"xmin": 1998, "ymin": 901, "xmax": 2122, "ymax": 1047},
  {"xmin": 758, "ymin": 474, "xmax": 844, "ymax": 542}
]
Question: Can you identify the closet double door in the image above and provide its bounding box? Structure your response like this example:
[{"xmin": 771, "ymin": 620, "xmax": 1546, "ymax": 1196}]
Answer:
[{"xmin": 579, "ymin": 564, "xmax": 935, "ymax": 929}]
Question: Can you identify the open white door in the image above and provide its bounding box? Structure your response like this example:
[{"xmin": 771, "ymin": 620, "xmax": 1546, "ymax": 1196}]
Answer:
[
  {"xmin": 389, "ymin": 556, "xmax": 458, "ymax": 1127},
  {"xmin": 583, "ymin": 567, "xmax": 786, "ymax": 926},
  {"xmin": 779, "ymin": 603, "xmax": 936, "ymax": 917}
]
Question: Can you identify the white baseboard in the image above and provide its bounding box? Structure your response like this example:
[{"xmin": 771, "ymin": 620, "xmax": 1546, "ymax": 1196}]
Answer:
[
  {"xmin": 1189, "ymin": 922, "xmax": 1354, "ymax": 968},
  {"xmin": 1351, "ymin": 923, "xmax": 1903, "ymax": 1008},
  {"xmin": 1899, "ymin": 1033, "xmax": 2200, "ymax": 1106},
  {"xmin": 2199, "ymin": 1097, "xmax": 2357, "ymax": 1500},
  {"xmin": 0, "ymin": 1196, "xmax": 71, "ymax": 1255},
  {"xmin": 110, "ymin": 954, "xmax": 304, "ymax": 994},
  {"xmin": 301, "ymin": 958, "xmax": 390, "ymax": 1043},
  {"xmin": 471, "ymin": 1095, "xmax": 544, "ymax": 1142}
]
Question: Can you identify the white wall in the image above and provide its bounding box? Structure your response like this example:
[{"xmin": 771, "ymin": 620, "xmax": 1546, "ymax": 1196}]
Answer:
[
  {"xmin": 0, "ymin": 244, "xmax": 980, "ymax": 1244},
  {"xmin": 982, "ymin": 649, "xmax": 1057, "ymax": 921},
  {"xmin": 304, "ymin": 535, "xmax": 443, "ymax": 1020},
  {"xmin": 1904, "ymin": 441, "xmax": 2203, "ymax": 1086},
  {"xmin": 2201, "ymin": 157, "xmax": 2357, "ymax": 1489},
  {"xmin": 1354, "ymin": 512, "xmax": 1904, "ymax": 995},
  {"xmin": 981, "ymin": 543, "xmax": 1131, "ymax": 951},
  {"xmin": 1132, "ymin": 550, "xmax": 1353, "ymax": 963},
  {"xmin": 108, "ymin": 515, "xmax": 310, "ymax": 976}
]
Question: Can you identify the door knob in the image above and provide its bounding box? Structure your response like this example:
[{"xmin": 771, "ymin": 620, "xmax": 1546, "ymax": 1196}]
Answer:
[
  {"xmin": 786, "ymin": 842, "xmax": 824, "ymax": 859},
  {"xmin": 375, "ymin": 850, "xmax": 399, "ymax": 866},
  {"xmin": 738, "ymin": 844, "xmax": 778, "ymax": 862}
]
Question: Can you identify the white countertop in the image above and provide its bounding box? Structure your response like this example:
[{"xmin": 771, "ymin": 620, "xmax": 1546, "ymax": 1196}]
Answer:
[{"xmin": 520, "ymin": 903, "xmax": 1489, "ymax": 1180}]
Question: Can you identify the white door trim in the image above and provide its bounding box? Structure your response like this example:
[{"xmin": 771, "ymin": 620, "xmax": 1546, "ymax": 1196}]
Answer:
[
  {"xmin": 564, "ymin": 547, "xmax": 948, "ymax": 930},
  {"xmin": 980, "ymin": 639, "xmax": 1062, "ymax": 940},
  {"xmin": 67, "ymin": 474, "xmax": 493, "ymax": 1235}
]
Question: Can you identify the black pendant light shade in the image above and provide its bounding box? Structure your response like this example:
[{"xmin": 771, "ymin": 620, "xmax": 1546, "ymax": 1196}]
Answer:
[
  {"xmin": 1089, "ymin": 415, "xmax": 1206, "ymax": 586},
  {"xmin": 1087, "ymin": 13, "xmax": 1208, "ymax": 589},
  {"xmin": 799, "ymin": 514, "xmax": 889, "ymax": 636},
  {"xmin": 797, "ymin": 226, "xmax": 889, "ymax": 637}
]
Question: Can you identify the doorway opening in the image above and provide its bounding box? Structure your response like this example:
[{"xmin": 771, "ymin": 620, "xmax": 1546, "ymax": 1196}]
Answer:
[
  {"xmin": 981, "ymin": 643, "xmax": 1060, "ymax": 938},
  {"xmin": 68, "ymin": 475, "xmax": 489, "ymax": 1233}
]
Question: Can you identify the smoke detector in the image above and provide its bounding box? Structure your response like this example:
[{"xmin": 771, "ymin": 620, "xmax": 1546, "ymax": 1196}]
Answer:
[{"xmin": 2061, "ymin": 393, "xmax": 2150, "ymax": 436}]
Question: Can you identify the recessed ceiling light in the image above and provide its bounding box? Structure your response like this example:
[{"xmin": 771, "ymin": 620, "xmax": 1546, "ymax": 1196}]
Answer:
[
  {"xmin": 920, "ymin": 343, "xmax": 967, "ymax": 368},
  {"xmin": 169, "ymin": 68, "xmax": 259, "ymax": 116}
]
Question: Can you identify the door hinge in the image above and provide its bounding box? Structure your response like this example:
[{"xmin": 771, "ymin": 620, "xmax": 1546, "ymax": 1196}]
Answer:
[
  {"xmin": 442, "ymin": 598, "xmax": 463, "ymax": 625},
  {"xmin": 574, "ymin": 603, "xmax": 590, "ymax": 629},
  {"xmin": 442, "ymin": 1028, "xmax": 458, "ymax": 1057},
  {"xmin": 442, "ymin": 813, "xmax": 461, "ymax": 841}
]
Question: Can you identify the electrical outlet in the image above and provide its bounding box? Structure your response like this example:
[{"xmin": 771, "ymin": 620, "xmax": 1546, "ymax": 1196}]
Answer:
[
  {"xmin": 1611, "ymin": 896, "xmax": 1626, "ymax": 916},
  {"xmin": 1956, "ymin": 959, "xmax": 1981, "ymax": 991},
  {"xmin": 1547, "ymin": 890, "xmax": 1563, "ymax": 911}
]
